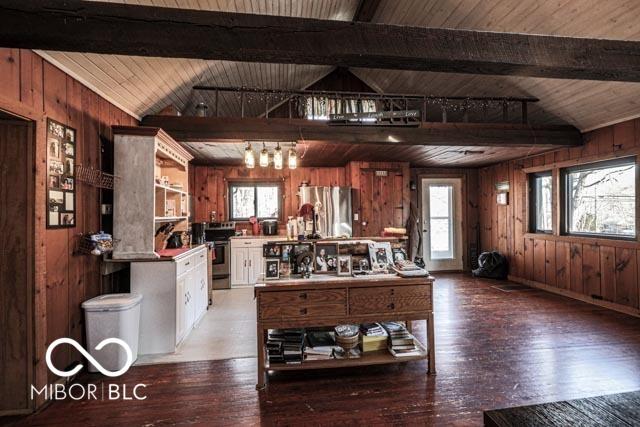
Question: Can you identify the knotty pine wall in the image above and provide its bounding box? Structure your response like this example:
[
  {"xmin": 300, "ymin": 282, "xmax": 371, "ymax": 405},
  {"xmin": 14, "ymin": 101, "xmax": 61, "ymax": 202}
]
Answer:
[
  {"xmin": 0, "ymin": 48, "xmax": 137, "ymax": 393},
  {"xmin": 190, "ymin": 161, "xmax": 411, "ymax": 237},
  {"xmin": 479, "ymin": 118, "xmax": 640, "ymax": 316}
]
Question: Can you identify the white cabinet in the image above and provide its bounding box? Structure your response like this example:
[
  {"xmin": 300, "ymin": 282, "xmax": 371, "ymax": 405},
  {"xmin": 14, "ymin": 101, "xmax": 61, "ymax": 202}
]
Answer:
[
  {"xmin": 230, "ymin": 238, "xmax": 288, "ymax": 287},
  {"xmin": 248, "ymin": 247, "xmax": 264, "ymax": 285},
  {"xmin": 131, "ymin": 245, "xmax": 209, "ymax": 355}
]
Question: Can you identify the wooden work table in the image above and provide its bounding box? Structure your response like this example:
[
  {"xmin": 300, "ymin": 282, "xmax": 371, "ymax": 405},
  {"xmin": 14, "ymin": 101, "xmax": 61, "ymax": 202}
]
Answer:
[{"xmin": 254, "ymin": 274, "xmax": 435, "ymax": 389}]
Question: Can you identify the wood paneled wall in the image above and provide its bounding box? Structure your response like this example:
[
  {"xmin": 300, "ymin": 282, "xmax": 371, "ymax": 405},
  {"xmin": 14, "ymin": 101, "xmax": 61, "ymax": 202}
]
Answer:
[
  {"xmin": 479, "ymin": 118, "xmax": 640, "ymax": 316},
  {"xmin": 0, "ymin": 47, "xmax": 137, "ymax": 406},
  {"xmin": 190, "ymin": 161, "xmax": 411, "ymax": 237},
  {"xmin": 411, "ymin": 168, "xmax": 480, "ymax": 271}
]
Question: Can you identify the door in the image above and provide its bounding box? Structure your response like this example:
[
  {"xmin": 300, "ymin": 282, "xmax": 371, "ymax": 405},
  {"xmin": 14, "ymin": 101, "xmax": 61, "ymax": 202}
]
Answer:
[
  {"xmin": 0, "ymin": 117, "xmax": 33, "ymax": 414},
  {"xmin": 422, "ymin": 178, "xmax": 463, "ymax": 271},
  {"xmin": 247, "ymin": 247, "xmax": 264, "ymax": 285},
  {"xmin": 231, "ymin": 247, "xmax": 248, "ymax": 286}
]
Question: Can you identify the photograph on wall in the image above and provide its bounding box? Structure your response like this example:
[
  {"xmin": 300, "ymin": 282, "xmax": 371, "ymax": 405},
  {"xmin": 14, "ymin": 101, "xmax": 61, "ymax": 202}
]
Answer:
[{"xmin": 46, "ymin": 118, "xmax": 76, "ymax": 229}]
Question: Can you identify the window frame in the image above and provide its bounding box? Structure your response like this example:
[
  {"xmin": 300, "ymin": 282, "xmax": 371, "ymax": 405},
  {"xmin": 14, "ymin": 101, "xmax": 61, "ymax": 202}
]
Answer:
[
  {"xmin": 560, "ymin": 157, "xmax": 637, "ymax": 240},
  {"xmin": 227, "ymin": 180, "xmax": 283, "ymax": 222},
  {"xmin": 529, "ymin": 171, "xmax": 554, "ymax": 234}
]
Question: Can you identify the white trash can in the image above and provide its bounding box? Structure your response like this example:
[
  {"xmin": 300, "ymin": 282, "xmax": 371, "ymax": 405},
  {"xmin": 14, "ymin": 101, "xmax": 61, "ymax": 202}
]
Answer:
[{"xmin": 81, "ymin": 293, "xmax": 142, "ymax": 373}]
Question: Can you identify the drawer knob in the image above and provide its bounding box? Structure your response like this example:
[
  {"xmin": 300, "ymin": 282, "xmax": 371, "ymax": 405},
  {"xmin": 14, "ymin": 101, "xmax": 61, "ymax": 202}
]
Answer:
[
  {"xmin": 299, "ymin": 292, "xmax": 307, "ymax": 300},
  {"xmin": 387, "ymin": 303, "xmax": 395, "ymax": 310},
  {"xmin": 185, "ymin": 261, "xmax": 190, "ymax": 266},
  {"xmin": 300, "ymin": 308, "xmax": 307, "ymax": 315}
]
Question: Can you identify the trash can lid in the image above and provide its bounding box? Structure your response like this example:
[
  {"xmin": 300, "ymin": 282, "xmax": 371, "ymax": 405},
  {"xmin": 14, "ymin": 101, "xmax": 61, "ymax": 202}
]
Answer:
[{"xmin": 82, "ymin": 293, "xmax": 143, "ymax": 312}]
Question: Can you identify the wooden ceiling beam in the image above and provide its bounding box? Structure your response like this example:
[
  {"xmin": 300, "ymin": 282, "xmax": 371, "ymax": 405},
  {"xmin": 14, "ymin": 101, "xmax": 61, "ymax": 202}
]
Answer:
[
  {"xmin": 353, "ymin": 0, "xmax": 382, "ymax": 22},
  {"xmin": 140, "ymin": 116, "xmax": 582, "ymax": 147},
  {"xmin": 2, "ymin": 1, "xmax": 640, "ymax": 82}
]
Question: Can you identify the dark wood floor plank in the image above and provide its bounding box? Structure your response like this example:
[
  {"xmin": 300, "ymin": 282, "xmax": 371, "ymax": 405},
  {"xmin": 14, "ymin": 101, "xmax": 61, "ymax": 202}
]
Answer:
[{"xmin": 9, "ymin": 274, "xmax": 640, "ymax": 426}]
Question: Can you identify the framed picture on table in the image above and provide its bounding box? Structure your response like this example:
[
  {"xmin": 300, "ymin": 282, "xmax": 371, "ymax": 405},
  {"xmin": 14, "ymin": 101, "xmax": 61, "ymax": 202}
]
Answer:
[
  {"xmin": 264, "ymin": 259, "xmax": 280, "ymax": 280},
  {"xmin": 314, "ymin": 243, "xmax": 338, "ymax": 273},
  {"xmin": 368, "ymin": 242, "xmax": 393, "ymax": 270},
  {"xmin": 337, "ymin": 255, "xmax": 352, "ymax": 276}
]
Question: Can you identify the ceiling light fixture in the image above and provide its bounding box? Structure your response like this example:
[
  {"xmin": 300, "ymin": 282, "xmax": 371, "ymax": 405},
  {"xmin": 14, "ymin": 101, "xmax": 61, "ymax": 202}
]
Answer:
[
  {"xmin": 273, "ymin": 143, "xmax": 283, "ymax": 170},
  {"xmin": 288, "ymin": 143, "xmax": 298, "ymax": 169},
  {"xmin": 259, "ymin": 142, "xmax": 269, "ymax": 167},
  {"xmin": 244, "ymin": 142, "xmax": 255, "ymax": 169}
]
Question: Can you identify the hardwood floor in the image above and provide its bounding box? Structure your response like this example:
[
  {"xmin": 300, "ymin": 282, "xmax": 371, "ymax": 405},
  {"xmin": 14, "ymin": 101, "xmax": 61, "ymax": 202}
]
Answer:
[{"xmin": 9, "ymin": 274, "xmax": 640, "ymax": 426}]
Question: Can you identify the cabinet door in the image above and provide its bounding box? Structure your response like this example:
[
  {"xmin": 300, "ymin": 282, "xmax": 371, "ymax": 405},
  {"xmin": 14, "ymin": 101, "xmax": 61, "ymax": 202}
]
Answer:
[
  {"xmin": 231, "ymin": 248, "xmax": 249, "ymax": 286},
  {"xmin": 176, "ymin": 274, "xmax": 187, "ymax": 343},
  {"xmin": 196, "ymin": 261, "xmax": 208, "ymax": 318},
  {"xmin": 248, "ymin": 247, "xmax": 264, "ymax": 285}
]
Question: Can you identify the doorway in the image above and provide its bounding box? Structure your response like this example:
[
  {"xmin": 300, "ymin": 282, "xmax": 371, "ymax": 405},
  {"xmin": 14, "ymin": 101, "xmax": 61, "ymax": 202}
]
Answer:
[
  {"xmin": 421, "ymin": 178, "xmax": 463, "ymax": 271},
  {"xmin": 0, "ymin": 112, "xmax": 34, "ymax": 415}
]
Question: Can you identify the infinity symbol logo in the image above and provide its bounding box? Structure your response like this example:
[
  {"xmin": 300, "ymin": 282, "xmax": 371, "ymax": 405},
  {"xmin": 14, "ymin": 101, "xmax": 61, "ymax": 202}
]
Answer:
[{"xmin": 45, "ymin": 337, "xmax": 133, "ymax": 378}]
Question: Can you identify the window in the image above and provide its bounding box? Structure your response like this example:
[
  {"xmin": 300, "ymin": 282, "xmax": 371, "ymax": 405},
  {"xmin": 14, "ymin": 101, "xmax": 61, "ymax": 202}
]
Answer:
[
  {"xmin": 429, "ymin": 184, "xmax": 454, "ymax": 259},
  {"xmin": 228, "ymin": 182, "xmax": 281, "ymax": 221},
  {"xmin": 563, "ymin": 158, "xmax": 636, "ymax": 238},
  {"xmin": 530, "ymin": 172, "xmax": 553, "ymax": 233}
]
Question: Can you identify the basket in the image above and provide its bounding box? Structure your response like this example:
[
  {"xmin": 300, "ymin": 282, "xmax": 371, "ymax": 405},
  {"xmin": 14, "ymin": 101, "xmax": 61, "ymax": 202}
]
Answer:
[{"xmin": 76, "ymin": 164, "xmax": 118, "ymax": 189}]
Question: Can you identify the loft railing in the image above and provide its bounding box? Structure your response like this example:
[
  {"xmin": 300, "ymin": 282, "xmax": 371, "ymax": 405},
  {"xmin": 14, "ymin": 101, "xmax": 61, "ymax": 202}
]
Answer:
[{"xmin": 191, "ymin": 85, "xmax": 539, "ymax": 125}]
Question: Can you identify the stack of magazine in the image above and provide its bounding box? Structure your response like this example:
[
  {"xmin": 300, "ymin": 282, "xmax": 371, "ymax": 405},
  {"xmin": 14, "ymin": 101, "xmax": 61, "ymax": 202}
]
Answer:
[
  {"xmin": 267, "ymin": 329, "xmax": 305, "ymax": 364},
  {"xmin": 381, "ymin": 321, "xmax": 423, "ymax": 357},
  {"xmin": 305, "ymin": 331, "xmax": 339, "ymax": 361},
  {"xmin": 393, "ymin": 260, "xmax": 428, "ymax": 277}
]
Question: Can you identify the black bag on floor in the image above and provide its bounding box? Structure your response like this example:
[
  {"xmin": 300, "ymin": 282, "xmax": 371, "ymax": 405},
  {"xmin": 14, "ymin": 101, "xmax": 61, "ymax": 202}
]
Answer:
[{"xmin": 472, "ymin": 251, "xmax": 508, "ymax": 279}]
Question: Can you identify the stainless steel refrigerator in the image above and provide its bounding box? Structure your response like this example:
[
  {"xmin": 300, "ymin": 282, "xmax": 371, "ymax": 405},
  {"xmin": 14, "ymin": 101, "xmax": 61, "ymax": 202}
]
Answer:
[{"xmin": 298, "ymin": 186, "xmax": 352, "ymax": 237}]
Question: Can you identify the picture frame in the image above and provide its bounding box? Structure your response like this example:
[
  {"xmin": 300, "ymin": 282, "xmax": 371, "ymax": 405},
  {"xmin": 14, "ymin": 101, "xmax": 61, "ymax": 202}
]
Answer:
[
  {"xmin": 392, "ymin": 247, "xmax": 408, "ymax": 263},
  {"xmin": 368, "ymin": 242, "xmax": 393, "ymax": 270},
  {"xmin": 264, "ymin": 258, "xmax": 280, "ymax": 280},
  {"xmin": 46, "ymin": 118, "xmax": 76, "ymax": 229},
  {"xmin": 337, "ymin": 255, "xmax": 352, "ymax": 276},
  {"xmin": 314, "ymin": 243, "xmax": 338, "ymax": 273},
  {"xmin": 281, "ymin": 244, "xmax": 293, "ymax": 262},
  {"xmin": 263, "ymin": 243, "xmax": 281, "ymax": 258}
]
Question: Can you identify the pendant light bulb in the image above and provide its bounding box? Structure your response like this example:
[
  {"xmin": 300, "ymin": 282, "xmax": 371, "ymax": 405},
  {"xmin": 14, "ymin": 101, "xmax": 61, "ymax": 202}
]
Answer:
[
  {"xmin": 259, "ymin": 143, "xmax": 269, "ymax": 168},
  {"xmin": 288, "ymin": 143, "xmax": 298, "ymax": 169},
  {"xmin": 244, "ymin": 142, "xmax": 255, "ymax": 169},
  {"xmin": 274, "ymin": 143, "xmax": 283, "ymax": 170}
]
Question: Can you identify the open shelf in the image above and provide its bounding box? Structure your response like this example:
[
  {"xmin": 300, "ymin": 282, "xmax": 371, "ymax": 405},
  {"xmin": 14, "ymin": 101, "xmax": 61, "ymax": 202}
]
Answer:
[
  {"xmin": 155, "ymin": 183, "xmax": 187, "ymax": 195},
  {"xmin": 265, "ymin": 341, "xmax": 428, "ymax": 371},
  {"xmin": 155, "ymin": 216, "xmax": 188, "ymax": 222}
]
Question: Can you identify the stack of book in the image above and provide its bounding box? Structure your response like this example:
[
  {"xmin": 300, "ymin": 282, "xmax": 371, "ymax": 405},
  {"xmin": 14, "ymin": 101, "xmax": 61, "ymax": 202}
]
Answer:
[
  {"xmin": 267, "ymin": 329, "xmax": 305, "ymax": 364},
  {"xmin": 359, "ymin": 323, "xmax": 389, "ymax": 352},
  {"xmin": 381, "ymin": 321, "xmax": 423, "ymax": 357},
  {"xmin": 392, "ymin": 260, "xmax": 428, "ymax": 277},
  {"xmin": 305, "ymin": 330, "xmax": 338, "ymax": 361}
]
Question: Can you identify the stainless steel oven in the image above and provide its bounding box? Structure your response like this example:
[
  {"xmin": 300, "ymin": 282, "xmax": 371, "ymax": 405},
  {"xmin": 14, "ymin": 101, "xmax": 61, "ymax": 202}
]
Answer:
[{"xmin": 206, "ymin": 222, "xmax": 236, "ymax": 289}]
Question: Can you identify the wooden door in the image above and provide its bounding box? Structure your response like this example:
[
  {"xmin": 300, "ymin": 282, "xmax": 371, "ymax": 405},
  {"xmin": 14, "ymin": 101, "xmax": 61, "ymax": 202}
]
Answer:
[
  {"xmin": 0, "ymin": 118, "xmax": 33, "ymax": 414},
  {"xmin": 358, "ymin": 168, "xmax": 405, "ymax": 237}
]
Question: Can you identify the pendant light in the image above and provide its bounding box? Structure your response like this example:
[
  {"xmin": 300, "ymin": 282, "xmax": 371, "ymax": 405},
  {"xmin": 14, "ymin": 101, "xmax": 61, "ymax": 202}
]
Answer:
[
  {"xmin": 259, "ymin": 142, "xmax": 269, "ymax": 168},
  {"xmin": 273, "ymin": 143, "xmax": 283, "ymax": 170},
  {"xmin": 288, "ymin": 143, "xmax": 298, "ymax": 169},
  {"xmin": 244, "ymin": 142, "xmax": 255, "ymax": 169}
]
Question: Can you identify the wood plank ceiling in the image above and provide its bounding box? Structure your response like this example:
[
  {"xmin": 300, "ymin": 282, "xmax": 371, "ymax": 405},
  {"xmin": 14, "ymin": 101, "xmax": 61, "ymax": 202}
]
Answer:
[
  {"xmin": 352, "ymin": 0, "xmax": 640, "ymax": 132},
  {"xmin": 32, "ymin": 0, "xmax": 640, "ymax": 167}
]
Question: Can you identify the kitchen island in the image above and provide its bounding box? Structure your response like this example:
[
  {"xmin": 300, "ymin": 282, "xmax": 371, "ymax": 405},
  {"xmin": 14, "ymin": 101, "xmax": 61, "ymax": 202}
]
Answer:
[{"xmin": 254, "ymin": 274, "xmax": 435, "ymax": 389}]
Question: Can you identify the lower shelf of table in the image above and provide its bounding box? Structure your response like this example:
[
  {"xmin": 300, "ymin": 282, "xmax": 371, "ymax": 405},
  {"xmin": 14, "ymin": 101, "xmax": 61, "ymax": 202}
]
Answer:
[{"xmin": 265, "ymin": 341, "xmax": 428, "ymax": 371}]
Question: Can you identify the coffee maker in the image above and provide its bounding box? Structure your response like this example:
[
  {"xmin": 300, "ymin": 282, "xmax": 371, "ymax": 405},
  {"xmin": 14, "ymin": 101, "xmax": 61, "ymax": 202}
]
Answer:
[{"xmin": 191, "ymin": 222, "xmax": 207, "ymax": 245}]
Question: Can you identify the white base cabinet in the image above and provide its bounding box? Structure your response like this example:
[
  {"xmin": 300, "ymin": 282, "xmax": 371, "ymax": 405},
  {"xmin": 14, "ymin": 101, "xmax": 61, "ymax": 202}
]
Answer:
[
  {"xmin": 229, "ymin": 238, "xmax": 287, "ymax": 287},
  {"xmin": 131, "ymin": 245, "xmax": 208, "ymax": 355}
]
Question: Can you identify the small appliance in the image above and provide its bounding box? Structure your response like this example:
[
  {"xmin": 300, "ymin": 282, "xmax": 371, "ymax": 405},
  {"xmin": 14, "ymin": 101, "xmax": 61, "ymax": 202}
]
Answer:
[
  {"xmin": 262, "ymin": 220, "xmax": 278, "ymax": 236},
  {"xmin": 191, "ymin": 222, "xmax": 207, "ymax": 244}
]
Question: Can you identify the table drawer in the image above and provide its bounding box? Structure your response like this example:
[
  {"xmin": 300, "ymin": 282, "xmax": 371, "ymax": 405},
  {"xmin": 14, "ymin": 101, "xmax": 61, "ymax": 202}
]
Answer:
[
  {"xmin": 260, "ymin": 289, "xmax": 346, "ymax": 306},
  {"xmin": 260, "ymin": 302, "xmax": 346, "ymax": 320},
  {"xmin": 349, "ymin": 285, "xmax": 431, "ymax": 315}
]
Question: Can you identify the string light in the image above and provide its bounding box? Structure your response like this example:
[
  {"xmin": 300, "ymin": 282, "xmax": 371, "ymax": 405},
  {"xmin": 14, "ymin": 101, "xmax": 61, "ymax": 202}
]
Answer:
[
  {"xmin": 244, "ymin": 142, "xmax": 255, "ymax": 169},
  {"xmin": 259, "ymin": 142, "xmax": 269, "ymax": 167},
  {"xmin": 273, "ymin": 143, "xmax": 283, "ymax": 170}
]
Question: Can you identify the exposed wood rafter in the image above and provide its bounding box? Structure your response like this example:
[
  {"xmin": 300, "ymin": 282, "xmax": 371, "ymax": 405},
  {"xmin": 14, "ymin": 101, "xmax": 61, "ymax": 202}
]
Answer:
[
  {"xmin": 353, "ymin": 0, "xmax": 382, "ymax": 22},
  {"xmin": 140, "ymin": 116, "xmax": 582, "ymax": 148},
  {"xmin": 2, "ymin": 1, "xmax": 640, "ymax": 82}
]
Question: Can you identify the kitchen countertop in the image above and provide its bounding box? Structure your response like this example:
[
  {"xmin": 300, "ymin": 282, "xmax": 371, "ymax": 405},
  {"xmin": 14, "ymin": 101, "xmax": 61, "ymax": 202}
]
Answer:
[{"xmin": 106, "ymin": 244, "xmax": 208, "ymax": 262}]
